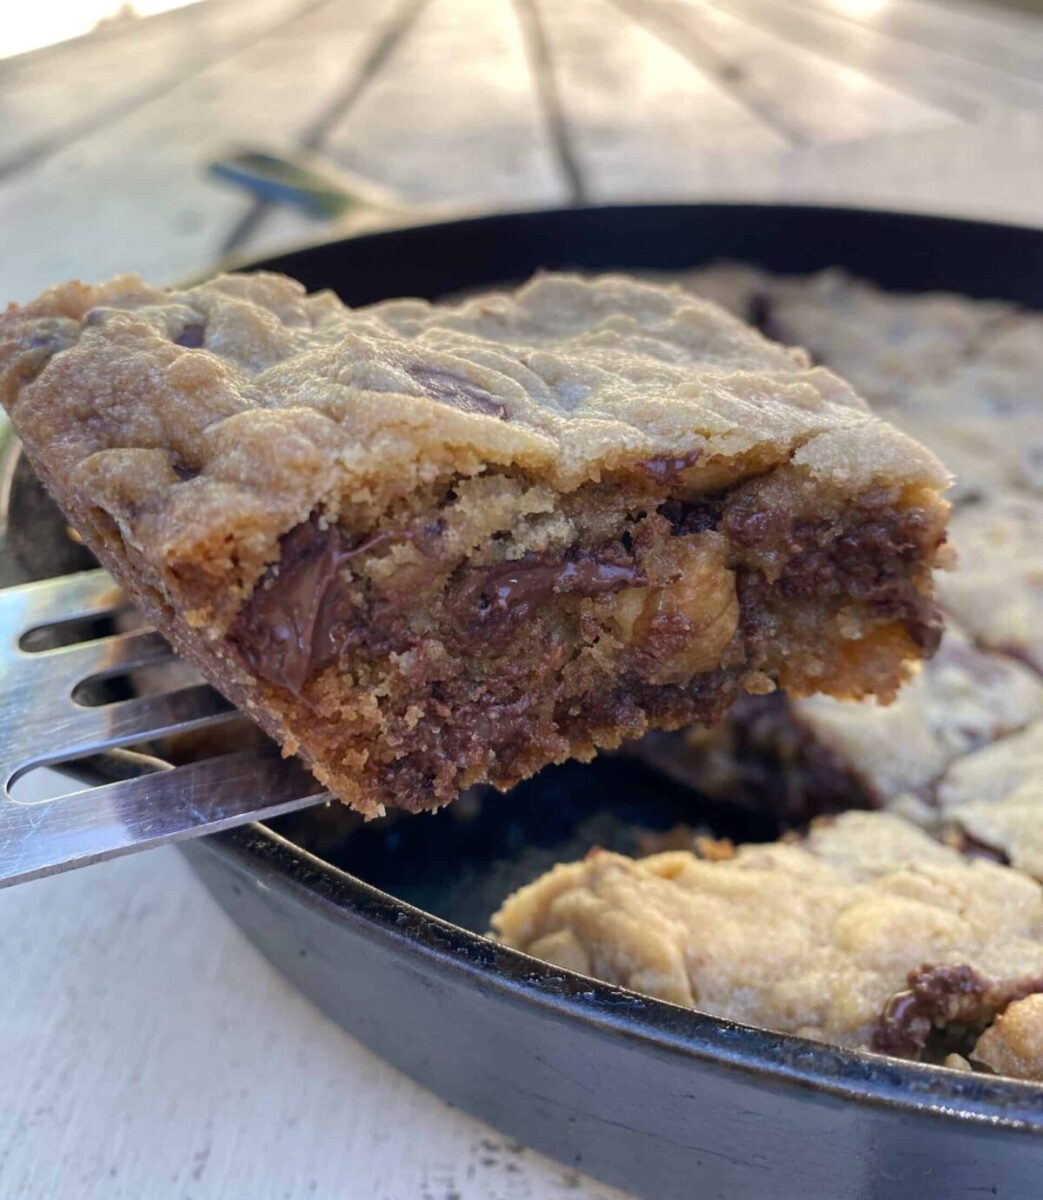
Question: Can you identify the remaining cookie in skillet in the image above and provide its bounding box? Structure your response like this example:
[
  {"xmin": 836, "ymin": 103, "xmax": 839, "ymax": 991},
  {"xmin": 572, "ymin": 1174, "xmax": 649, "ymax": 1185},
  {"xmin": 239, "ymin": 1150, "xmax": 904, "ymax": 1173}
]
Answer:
[
  {"xmin": 678, "ymin": 264, "xmax": 1012, "ymax": 406},
  {"xmin": 880, "ymin": 317, "xmax": 1043, "ymax": 499},
  {"xmin": 937, "ymin": 492, "xmax": 1043, "ymax": 674},
  {"xmin": 492, "ymin": 810, "xmax": 1043, "ymax": 1076},
  {"xmin": 0, "ymin": 271, "xmax": 949, "ymax": 815},
  {"xmin": 630, "ymin": 625, "xmax": 1043, "ymax": 829},
  {"xmin": 935, "ymin": 719, "xmax": 1043, "ymax": 881},
  {"xmin": 878, "ymin": 412, "xmax": 1034, "ymax": 504},
  {"xmin": 680, "ymin": 264, "xmax": 1043, "ymax": 499}
]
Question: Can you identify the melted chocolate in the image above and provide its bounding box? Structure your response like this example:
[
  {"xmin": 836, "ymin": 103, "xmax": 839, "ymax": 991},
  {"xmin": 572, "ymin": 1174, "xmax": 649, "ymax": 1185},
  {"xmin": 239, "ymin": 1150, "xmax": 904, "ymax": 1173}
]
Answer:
[
  {"xmin": 872, "ymin": 964, "xmax": 990, "ymax": 1059},
  {"xmin": 454, "ymin": 553, "xmax": 645, "ymax": 629},
  {"xmin": 956, "ymin": 830, "xmax": 1011, "ymax": 865},
  {"xmin": 659, "ymin": 497, "xmax": 721, "ymax": 537},
  {"xmin": 175, "ymin": 322, "xmax": 206, "ymax": 349},
  {"xmin": 641, "ymin": 450, "xmax": 700, "ymax": 482},
  {"xmin": 725, "ymin": 502, "xmax": 945, "ymax": 657},
  {"xmin": 406, "ymin": 364, "xmax": 507, "ymax": 420},
  {"xmin": 232, "ymin": 518, "xmax": 406, "ymax": 694},
  {"xmin": 873, "ymin": 964, "xmax": 1043, "ymax": 1062}
]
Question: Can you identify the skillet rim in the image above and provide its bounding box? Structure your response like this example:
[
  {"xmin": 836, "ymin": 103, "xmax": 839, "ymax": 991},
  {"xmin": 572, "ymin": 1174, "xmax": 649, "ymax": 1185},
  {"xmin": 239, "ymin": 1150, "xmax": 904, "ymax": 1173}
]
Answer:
[
  {"xmin": 205, "ymin": 201, "xmax": 1043, "ymax": 1133},
  {"xmin": 199, "ymin": 817, "xmax": 1043, "ymax": 1132}
]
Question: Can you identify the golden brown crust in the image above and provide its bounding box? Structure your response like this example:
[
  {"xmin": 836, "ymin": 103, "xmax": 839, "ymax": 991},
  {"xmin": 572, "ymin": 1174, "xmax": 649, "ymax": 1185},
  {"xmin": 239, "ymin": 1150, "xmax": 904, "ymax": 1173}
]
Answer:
[
  {"xmin": 0, "ymin": 270, "xmax": 950, "ymax": 813},
  {"xmin": 1, "ymin": 271, "xmax": 947, "ymax": 628},
  {"xmin": 973, "ymin": 993, "xmax": 1043, "ymax": 1079}
]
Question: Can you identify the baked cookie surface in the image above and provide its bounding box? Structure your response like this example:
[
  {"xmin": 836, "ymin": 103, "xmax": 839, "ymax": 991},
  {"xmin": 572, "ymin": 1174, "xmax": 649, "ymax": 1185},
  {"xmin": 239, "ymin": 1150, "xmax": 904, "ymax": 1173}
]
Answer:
[
  {"xmin": 1, "ymin": 270, "xmax": 949, "ymax": 813},
  {"xmin": 493, "ymin": 810, "xmax": 1043, "ymax": 1076}
]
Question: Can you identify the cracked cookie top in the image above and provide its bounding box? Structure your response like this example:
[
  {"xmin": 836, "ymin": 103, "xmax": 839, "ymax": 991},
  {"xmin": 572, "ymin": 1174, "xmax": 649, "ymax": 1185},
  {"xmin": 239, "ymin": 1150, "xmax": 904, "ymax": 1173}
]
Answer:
[{"xmin": 1, "ymin": 271, "xmax": 947, "ymax": 582}]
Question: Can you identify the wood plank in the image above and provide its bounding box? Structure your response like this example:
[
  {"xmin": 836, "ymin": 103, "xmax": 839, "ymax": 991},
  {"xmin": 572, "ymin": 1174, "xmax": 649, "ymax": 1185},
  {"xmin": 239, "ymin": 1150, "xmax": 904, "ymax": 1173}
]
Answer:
[
  {"xmin": 512, "ymin": 0, "xmax": 589, "ymax": 202},
  {"xmin": 238, "ymin": 0, "xmax": 568, "ymax": 263},
  {"xmin": 0, "ymin": 845, "xmax": 629, "ymax": 1199},
  {"xmin": 774, "ymin": 109, "xmax": 1043, "ymax": 229},
  {"xmin": 0, "ymin": 0, "xmax": 313, "ymax": 177},
  {"xmin": 0, "ymin": 0, "xmax": 415, "ymax": 303},
  {"xmin": 219, "ymin": 0, "xmax": 434, "ymax": 257},
  {"xmin": 531, "ymin": 0, "xmax": 787, "ymax": 202},
  {"xmin": 706, "ymin": 0, "xmax": 1043, "ymax": 118},
  {"xmin": 615, "ymin": 0, "xmax": 956, "ymax": 145},
  {"xmin": 313, "ymin": 0, "xmax": 567, "ymax": 207},
  {"xmin": 789, "ymin": 0, "xmax": 1043, "ymax": 81},
  {"xmin": 928, "ymin": 0, "xmax": 1043, "ymax": 37}
]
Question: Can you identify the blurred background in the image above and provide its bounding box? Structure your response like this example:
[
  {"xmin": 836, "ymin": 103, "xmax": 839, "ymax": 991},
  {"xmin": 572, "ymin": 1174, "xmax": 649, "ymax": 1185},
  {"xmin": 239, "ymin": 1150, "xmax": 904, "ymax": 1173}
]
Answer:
[{"xmin": 2, "ymin": 0, "xmax": 1042, "ymax": 303}]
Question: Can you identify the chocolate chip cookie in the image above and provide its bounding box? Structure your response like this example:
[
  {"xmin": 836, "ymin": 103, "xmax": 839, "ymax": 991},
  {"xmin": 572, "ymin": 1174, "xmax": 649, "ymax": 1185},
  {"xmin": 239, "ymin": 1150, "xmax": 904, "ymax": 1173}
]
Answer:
[{"xmin": 0, "ymin": 270, "xmax": 949, "ymax": 814}]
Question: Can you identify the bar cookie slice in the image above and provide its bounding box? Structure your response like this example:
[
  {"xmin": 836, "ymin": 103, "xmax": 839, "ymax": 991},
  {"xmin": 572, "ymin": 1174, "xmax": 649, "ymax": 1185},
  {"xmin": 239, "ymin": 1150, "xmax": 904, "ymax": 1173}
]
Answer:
[
  {"xmin": 0, "ymin": 271, "xmax": 949, "ymax": 814},
  {"xmin": 492, "ymin": 811, "xmax": 1043, "ymax": 1075},
  {"xmin": 938, "ymin": 492, "xmax": 1043, "ymax": 674},
  {"xmin": 936, "ymin": 719, "xmax": 1043, "ymax": 880}
]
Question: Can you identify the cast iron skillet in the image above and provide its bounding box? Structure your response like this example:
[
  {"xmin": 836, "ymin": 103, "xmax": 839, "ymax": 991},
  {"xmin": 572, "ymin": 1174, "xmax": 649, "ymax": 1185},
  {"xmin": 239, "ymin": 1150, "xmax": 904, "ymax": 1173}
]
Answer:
[{"xmin": 55, "ymin": 206, "xmax": 1043, "ymax": 1198}]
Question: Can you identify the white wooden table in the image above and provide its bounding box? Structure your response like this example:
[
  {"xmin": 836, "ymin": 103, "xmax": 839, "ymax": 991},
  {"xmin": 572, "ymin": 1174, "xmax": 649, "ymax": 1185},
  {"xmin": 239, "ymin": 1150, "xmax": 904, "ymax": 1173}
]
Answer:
[{"xmin": 1, "ymin": 1, "xmax": 1041, "ymax": 1195}]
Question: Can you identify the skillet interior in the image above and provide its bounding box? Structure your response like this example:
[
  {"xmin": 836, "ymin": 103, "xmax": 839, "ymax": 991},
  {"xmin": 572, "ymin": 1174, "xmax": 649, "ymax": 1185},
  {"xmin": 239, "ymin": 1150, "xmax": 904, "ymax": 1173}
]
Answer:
[
  {"xmin": 251, "ymin": 200, "xmax": 1043, "ymax": 940},
  {"xmin": 10, "ymin": 205, "xmax": 1043, "ymax": 1200}
]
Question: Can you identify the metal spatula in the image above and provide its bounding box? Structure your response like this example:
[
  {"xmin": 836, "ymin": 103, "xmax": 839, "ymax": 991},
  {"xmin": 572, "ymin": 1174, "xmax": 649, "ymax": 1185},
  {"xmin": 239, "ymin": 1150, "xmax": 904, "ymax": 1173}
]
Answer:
[{"xmin": 0, "ymin": 569, "xmax": 328, "ymax": 889}]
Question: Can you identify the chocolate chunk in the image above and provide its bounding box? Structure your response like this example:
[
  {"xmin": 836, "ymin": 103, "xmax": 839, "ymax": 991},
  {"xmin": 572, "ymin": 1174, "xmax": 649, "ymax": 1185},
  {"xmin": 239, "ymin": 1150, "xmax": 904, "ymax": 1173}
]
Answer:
[
  {"xmin": 659, "ymin": 497, "xmax": 721, "ymax": 536},
  {"xmin": 873, "ymin": 990, "xmax": 932, "ymax": 1060},
  {"xmin": 872, "ymin": 964, "xmax": 990, "ymax": 1059},
  {"xmin": 232, "ymin": 517, "xmax": 408, "ymax": 693},
  {"xmin": 406, "ymin": 364, "xmax": 507, "ymax": 420},
  {"xmin": 909, "ymin": 604, "xmax": 944, "ymax": 656},
  {"xmin": 955, "ymin": 830, "xmax": 1010, "ymax": 866},
  {"xmin": 175, "ymin": 322, "xmax": 206, "ymax": 349},
  {"xmin": 641, "ymin": 450, "xmax": 700, "ymax": 482},
  {"xmin": 454, "ymin": 552, "xmax": 645, "ymax": 629},
  {"xmin": 746, "ymin": 293, "xmax": 823, "ymax": 363},
  {"xmin": 747, "ymin": 293, "xmax": 778, "ymax": 341},
  {"xmin": 873, "ymin": 964, "xmax": 1043, "ymax": 1062},
  {"xmin": 721, "ymin": 503, "xmax": 792, "ymax": 551},
  {"xmin": 725, "ymin": 503, "xmax": 945, "ymax": 656}
]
